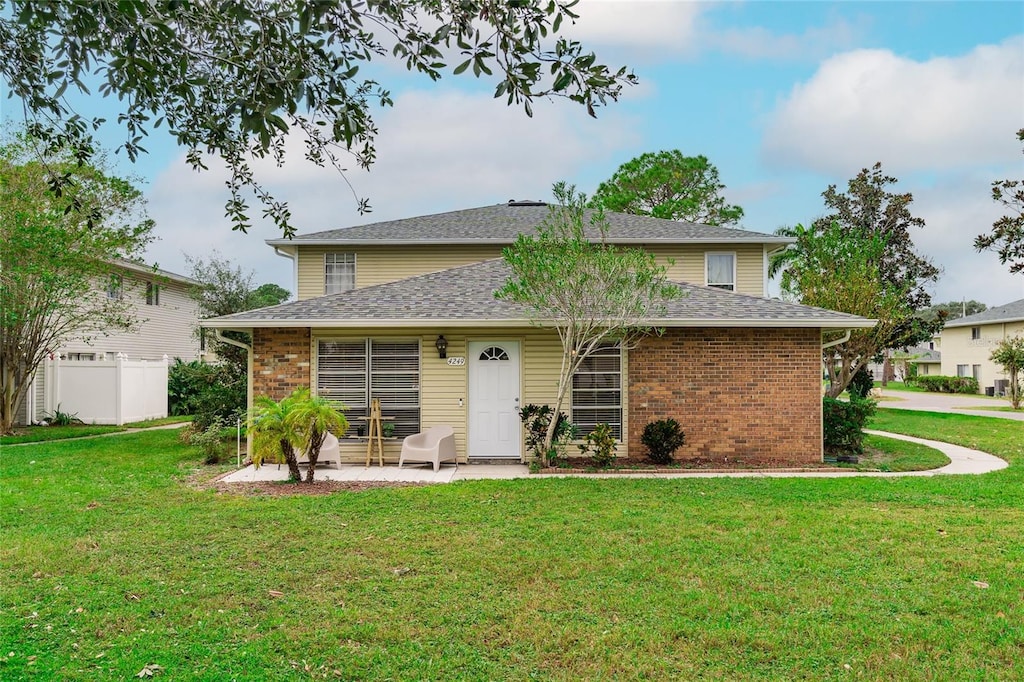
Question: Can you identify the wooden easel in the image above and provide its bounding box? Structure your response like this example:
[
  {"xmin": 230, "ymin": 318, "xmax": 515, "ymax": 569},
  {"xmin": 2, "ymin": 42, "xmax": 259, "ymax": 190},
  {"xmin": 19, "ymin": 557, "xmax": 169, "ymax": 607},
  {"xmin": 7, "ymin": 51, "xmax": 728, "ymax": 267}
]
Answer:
[{"xmin": 365, "ymin": 398, "xmax": 385, "ymax": 466}]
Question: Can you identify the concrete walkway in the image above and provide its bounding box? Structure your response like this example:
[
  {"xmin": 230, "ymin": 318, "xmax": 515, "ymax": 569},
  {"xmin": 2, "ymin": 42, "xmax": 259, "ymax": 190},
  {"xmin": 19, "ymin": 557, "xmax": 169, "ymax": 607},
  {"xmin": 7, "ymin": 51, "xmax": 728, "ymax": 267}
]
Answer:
[
  {"xmin": 877, "ymin": 389, "xmax": 1024, "ymax": 421},
  {"xmin": 219, "ymin": 429, "xmax": 1008, "ymax": 484}
]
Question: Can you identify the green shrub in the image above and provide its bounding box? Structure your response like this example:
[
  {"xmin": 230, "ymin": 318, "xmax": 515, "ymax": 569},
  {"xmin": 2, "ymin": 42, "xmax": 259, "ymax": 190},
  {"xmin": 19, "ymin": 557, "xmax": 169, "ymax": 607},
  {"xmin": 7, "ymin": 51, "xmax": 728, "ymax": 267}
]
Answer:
[
  {"xmin": 577, "ymin": 422, "xmax": 617, "ymax": 468},
  {"xmin": 168, "ymin": 358, "xmax": 247, "ymax": 429},
  {"xmin": 43, "ymin": 404, "xmax": 84, "ymax": 426},
  {"xmin": 912, "ymin": 375, "xmax": 979, "ymax": 394},
  {"xmin": 517, "ymin": 404, "xmax": 575, "ymax": 467},
  {"xmin": 848, "ymin": 366, "xmax": 875, "ymax": 399},
  {"xmin": 823, "ymin": 397, "xmax": 876, "ymax": 457},
  {"xmin": 641, "ymin": 418, "xmax": 686, "ymax": 465},
  {"xmin": 188, "ymin": 418, "xmax": 230, "ymax": 464}
]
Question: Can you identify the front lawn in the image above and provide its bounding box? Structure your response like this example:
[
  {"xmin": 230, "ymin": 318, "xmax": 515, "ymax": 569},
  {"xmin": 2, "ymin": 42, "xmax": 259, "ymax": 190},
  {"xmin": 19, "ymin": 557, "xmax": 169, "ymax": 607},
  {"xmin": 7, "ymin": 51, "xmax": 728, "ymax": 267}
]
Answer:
[
  {"xmin": 1, "ymin": 416, "xmax": 191, "ymax": 446},
  {"xmin": 848, "ymin": 434, "xmax": 950, "ymax": 472},
  {"xmin": 1, "ymin": 411, "xmax": 1021, "ymax": 680}
]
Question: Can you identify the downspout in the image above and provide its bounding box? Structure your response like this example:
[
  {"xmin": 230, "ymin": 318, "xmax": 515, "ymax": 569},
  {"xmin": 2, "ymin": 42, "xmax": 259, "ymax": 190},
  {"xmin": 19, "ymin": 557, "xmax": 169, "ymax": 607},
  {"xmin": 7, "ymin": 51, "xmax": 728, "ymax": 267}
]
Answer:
[
  {"xmin": 819, "ymin": 328, "xmax": 853, "ymax": 463},
  {"xmin": 214, "ymin": 328, "xmax": 254, "ymax": 458},
  {"xmin": 274, "ymin": 247, "xmax": 297, "ymax": 301}
]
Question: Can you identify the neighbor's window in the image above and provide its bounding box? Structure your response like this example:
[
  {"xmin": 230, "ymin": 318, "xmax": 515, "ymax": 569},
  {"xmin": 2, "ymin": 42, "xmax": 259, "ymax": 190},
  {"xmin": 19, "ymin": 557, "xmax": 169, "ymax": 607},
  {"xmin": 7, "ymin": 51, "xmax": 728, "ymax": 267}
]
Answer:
[
  {"xmin": 317, "ymin": 339, "xmax": 420, "ymax": 437},
  {"xmin": 107, "ymin": 274, "xmax": 123, "ymax": 299},
  {"xmin": 956, "ymin": 364, "xmax": 969, "ymax": 377},
  {"xmin": 971, "ymin": 327, "xmax": 981, "ymax": 340},
  {"xmin": 706, "ymin": 253, "xmax": 736, "ymax": 291},
  {"xmin": 324, "ymin": 253, "xmax": 356, "ymax": 294},
  {"xmin": 572, "ymin": 342, "xmax": 622, "ymax": 439},
  {"xmin": 973, "ymin": 365, "xmax": 981, "ymax": 382},
  {"xmin": 65, "ymin": 353, "xmax": 96, "ymax": 361},
  {"xmin": 146, "ymin": 282, "xmax": 160, "ymax": 306}
]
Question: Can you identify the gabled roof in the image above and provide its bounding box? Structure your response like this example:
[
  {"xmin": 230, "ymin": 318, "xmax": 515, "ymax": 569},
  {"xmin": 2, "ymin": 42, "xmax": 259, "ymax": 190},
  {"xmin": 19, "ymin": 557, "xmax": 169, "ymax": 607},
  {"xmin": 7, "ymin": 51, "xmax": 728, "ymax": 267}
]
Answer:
[
  {"xmin": 204, "ymin": 259, "xmax": 874, "ymax": 330},
  {"xmin": 944, "ymin": 298, "xmax": 1024, "ymax": 328},
  {"xmin": 265, "ymin": 203, "xmax": 793, "ymax": 247}
]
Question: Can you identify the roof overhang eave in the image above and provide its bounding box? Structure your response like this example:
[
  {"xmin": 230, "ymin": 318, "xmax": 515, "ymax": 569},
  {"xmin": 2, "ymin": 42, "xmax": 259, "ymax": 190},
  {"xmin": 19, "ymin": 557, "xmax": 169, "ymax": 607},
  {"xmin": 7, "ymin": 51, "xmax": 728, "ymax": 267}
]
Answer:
[
  {"xmin": 201, "ymin": 317, "xmax": 877, "ymax": 330},
  {"xmin": 264, "ymin": 237, "xmax": 796, "ymax": 247}
]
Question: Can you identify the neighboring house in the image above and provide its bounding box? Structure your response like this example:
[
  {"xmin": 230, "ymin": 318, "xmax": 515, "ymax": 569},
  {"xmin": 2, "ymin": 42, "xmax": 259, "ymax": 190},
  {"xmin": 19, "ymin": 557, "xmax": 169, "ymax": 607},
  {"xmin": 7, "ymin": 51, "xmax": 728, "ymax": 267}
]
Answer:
[
  {"xmin": 939, "ymin": 298, "xmax": 1024, "ymax": 395},
  {"xmin": 204, "ymin": 201, "xmax": 874, "ymax": 466},
  {"xmin": 19, "ymin": 260, "xmax": 204, "ymax": 425},
  {"xmin": 868, "ymin": 344, "xmax": 941, "ymax": 382}
]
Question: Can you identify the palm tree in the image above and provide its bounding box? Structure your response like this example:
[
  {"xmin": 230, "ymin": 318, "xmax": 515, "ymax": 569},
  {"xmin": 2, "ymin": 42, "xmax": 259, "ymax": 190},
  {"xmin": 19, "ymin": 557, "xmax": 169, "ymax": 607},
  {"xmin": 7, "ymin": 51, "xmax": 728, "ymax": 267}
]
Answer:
[
  {"xmin": 767, "ymin": 223, "xmax": 814, "ymax": 296},
  {"xmin": 248, "ymin": 391, "xmax": 304, "ymax": 481},
  {"xmin": 286, "ymin": 388, "xmax": 349, "ymax": 482}
]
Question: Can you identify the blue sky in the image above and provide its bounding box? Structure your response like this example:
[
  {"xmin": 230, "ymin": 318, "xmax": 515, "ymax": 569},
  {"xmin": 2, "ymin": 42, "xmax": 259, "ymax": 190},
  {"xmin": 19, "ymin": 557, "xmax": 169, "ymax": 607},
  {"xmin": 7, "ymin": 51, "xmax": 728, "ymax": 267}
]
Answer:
[{"xmin": 2, "ymin": 0, "xmax": 1022, "ymax": 305}]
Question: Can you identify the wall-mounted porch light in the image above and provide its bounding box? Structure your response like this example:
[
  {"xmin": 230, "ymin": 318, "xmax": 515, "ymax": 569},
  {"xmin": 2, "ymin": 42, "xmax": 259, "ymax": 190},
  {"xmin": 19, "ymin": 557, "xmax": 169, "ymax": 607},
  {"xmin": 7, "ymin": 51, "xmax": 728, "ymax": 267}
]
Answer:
[{"xmin": 435, "ymin": 335, "xmax": 448, "ymax": 359}]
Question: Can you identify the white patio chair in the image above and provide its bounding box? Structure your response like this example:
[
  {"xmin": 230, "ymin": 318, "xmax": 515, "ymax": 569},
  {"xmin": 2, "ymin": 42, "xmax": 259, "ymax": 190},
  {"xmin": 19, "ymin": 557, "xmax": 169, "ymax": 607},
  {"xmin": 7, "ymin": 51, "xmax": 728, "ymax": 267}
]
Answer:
[
  {"xmin": 296, "ymin": 431, "xmax": 341, "ymax": 469},
  {"xmin": 399, "ymin": 425, "xmax": 457, "ymax": 471}
]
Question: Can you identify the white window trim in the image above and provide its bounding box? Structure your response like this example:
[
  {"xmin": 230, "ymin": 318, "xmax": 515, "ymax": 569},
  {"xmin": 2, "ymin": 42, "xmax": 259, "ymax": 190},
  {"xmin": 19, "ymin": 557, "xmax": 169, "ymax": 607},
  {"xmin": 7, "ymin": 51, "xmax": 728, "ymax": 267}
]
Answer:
[
  {"xmin": 705, "ymin": 251, "xmax": 737, "ymax": 291},
  {"xmin": 570, "ymin": 341, "xmax": 623, "ymax": 441},
  {"xmin": 315, "ymin": 337, "xmax": 421, "ymax": 438},
  {"xmin": 324, "ymin": 252, "xmax": 357, "ymax": 295},
  {"xmin": 145, "ymin": 282, "xmax": 160, "ymax": 306}
]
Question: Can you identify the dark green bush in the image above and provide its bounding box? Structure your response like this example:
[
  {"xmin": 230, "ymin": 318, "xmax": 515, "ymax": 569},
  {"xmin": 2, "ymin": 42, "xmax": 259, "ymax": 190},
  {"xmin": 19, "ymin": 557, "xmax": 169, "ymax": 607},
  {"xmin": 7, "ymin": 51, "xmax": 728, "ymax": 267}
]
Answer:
[
  {"xmin": 517, "ymin": 404, "xmax": 575, "ymax": 466},
  {"xmin": 823, "ymin": 397, "xmax": 876, "ymax": 457},
  {"xmin": 912, "ymin": 375, "xmax": 979, "ymax": 394},
  {"xmin": 847, "ymin": 366, "xmax": 875, "ymax": 399},
  {"xmin": 641, "ymin": 418, "xmax": 686, "ymax": 465},
  {"xmin": 577, "ymin": 422, "xmax": 617, "ymax": 468},
  {"xmin": 168, "ymin": 358, "xmax": 246, "ymax": 430}
]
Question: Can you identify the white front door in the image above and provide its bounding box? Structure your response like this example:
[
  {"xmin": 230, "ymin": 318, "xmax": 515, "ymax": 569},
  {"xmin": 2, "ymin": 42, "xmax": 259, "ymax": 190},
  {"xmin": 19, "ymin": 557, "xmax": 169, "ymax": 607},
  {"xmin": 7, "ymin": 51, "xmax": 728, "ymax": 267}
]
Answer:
[{"xmin": 468, "ymin": 341, "xmax": 521, "ymax": 459}]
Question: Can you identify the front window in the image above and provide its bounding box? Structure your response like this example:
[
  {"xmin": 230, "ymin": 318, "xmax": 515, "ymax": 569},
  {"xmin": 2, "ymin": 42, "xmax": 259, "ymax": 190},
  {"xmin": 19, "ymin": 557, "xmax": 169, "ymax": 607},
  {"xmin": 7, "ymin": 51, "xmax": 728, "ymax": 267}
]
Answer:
[
  {"xmin": 317, "ymin": 339, "xmax": 420, "ymax": 437},
  {"xmin": 706, "ymin": 253, "xmax": 736, "ymax": 291},
  {"xmin": 572, "ymin": 342, "xmax": 622, "ymax": 439},
  {"xmin": 325, "ymin": 253, "xmax": 356, "ymax": 294}
]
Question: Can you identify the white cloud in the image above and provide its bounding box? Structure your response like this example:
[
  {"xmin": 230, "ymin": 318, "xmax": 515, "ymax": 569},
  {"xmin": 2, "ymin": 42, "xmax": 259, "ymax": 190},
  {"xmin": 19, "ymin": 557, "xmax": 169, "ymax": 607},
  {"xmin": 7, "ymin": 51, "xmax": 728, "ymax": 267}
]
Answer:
[
  {"xmin": 706, "ymin": 18, "xmax": 862, "ymax": 61},
  {"xmin": 142, "ymin": 89, "xmax": 639, "ymax": 292},
  {"xmin": 566, "ymin": 0, "xmax": 703, "ymax": 52},
  {"xmin": 762, "ymin": 38, "xmax": 1024, "ymax": 175},
  {"xmin": 911, "ymin": 170, "xmax": 1024, "ymax": 306}
]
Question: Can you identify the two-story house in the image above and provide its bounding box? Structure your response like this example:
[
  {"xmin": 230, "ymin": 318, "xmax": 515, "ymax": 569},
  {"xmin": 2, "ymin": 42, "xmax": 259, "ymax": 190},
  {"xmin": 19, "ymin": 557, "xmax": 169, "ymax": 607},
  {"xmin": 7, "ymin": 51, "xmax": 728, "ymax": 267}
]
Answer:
[
  {"xmin": 939, "ymin": 298, "xmax": 1024, "ymax": 395},
  {"xmin": 19, "ymin": 260, "xmax": 204, "ymax": 425},
  {"xmin": 204, "ymin": 201, "xmax": 874, "ymax": 465}
]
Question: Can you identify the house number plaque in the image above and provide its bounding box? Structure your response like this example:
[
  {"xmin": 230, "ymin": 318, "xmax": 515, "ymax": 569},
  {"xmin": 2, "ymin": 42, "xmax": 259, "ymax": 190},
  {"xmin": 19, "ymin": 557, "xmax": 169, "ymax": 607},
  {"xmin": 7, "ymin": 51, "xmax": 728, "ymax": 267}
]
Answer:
[{"xmin": 447, "ymin": 356, "xmax": 466, "ymax": 366}]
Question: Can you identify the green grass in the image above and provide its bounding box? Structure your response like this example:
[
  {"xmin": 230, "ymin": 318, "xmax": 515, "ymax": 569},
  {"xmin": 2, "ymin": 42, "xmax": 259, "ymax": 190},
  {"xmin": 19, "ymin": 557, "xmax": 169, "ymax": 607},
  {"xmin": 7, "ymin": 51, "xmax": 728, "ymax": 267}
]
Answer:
[
  {"xmin": 874, "ymin": 380, "xmax": 926, "ymax": 393},
  {"xmin": 847, "ymin": 434, "xmax": 951, "ymax": 472},
  {"xmin": 951, "ymin": 405, "xmax": 1022, "ymax": 413},
  {"xmin": 1, "ymin": 412, "xmax": 1022, "ymax": 680},
  {"xmin": 121, "ymin": 415, "xmax": 193, "ymax": 429}
]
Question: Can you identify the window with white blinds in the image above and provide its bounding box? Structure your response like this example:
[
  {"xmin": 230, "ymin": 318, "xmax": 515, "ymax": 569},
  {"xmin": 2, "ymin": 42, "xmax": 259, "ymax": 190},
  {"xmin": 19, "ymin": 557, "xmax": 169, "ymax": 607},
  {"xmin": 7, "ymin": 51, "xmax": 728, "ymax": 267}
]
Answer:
[
  {"xmin": 572, "ymin": 342, "xmax": 622, "ymax": 439},
  {"xmin": 324, "ymin": 253, "xmax": 356, "ymax": 294},
  {"xmin": 317, "ymin": 339, "xmax": 420, "ymax": 437}
]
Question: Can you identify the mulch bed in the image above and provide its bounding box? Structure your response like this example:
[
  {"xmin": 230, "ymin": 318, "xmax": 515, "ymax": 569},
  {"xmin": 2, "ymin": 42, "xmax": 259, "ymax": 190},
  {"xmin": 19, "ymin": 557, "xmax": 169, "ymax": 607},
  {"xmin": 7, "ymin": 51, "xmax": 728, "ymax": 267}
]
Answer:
[{"xmin": 538, "ymin": 455, "xmax": 845, "ymax": 474}]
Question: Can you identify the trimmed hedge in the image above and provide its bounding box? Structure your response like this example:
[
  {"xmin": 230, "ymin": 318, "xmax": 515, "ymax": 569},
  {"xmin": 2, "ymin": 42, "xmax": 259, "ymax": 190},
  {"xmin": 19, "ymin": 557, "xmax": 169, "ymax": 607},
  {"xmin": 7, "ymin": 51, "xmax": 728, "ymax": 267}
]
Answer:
[
  {"xmin": 908, "ymin": 375, "xmax": 979, "ymax": 394},
  {"xmin": 823, "ymin": 397, "xmax": 876, "ymax": 457}
]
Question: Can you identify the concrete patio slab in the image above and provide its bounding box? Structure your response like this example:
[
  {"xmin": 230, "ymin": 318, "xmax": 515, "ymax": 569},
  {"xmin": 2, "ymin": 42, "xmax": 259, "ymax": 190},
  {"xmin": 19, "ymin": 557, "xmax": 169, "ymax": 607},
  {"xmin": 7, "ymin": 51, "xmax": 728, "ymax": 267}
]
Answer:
[{"xmin": 218, "ymin": 429, "xmax": 1007, "ymax": 484}]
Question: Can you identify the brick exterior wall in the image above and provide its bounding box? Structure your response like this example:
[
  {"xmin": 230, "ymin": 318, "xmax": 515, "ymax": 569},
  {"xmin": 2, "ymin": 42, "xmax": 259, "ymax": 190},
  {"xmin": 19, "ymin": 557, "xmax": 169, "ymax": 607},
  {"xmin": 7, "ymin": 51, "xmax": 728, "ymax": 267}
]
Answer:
[
  {"xmin": 253, "ymin": 328, "xmax": 312, "ymax": 400},
  {"xmin": 628, "ymin": 328, "xmax": 822, "ymax": 464}
]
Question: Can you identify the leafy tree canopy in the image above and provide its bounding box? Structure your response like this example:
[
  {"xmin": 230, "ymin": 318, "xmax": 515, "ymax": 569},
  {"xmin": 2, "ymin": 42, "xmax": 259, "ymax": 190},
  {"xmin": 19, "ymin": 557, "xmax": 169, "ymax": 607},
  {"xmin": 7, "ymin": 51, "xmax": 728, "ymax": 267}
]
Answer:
[
  {"xmin": 497, "ymin": 182, "xmax": 679, "ymax": 462},
  {"xmin": 0, "ymin": 0, "xmax": 636, "ymax": 237},
  {"xmin": 0, "ymin": 131, "xmax": 153, "ymax": 433},
  {"xmin": 990, "ymin": 336, "xmax": 1024, "ymax": 410},
  {"xmin": 918, "ymin": 300, "xmax": 988, "ymax": 325},
  {"xmin": 975, "ymin": 128, "xmax": 1024, "ymax": 274},
  {"xmin": 589, "ymin": 150, "xmax": 744, "ymax": 226}
]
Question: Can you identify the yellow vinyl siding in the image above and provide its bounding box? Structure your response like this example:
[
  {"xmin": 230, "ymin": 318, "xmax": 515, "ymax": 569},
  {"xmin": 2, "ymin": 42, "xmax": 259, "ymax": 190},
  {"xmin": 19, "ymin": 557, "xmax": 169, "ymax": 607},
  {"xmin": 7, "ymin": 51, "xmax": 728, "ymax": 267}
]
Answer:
[
  {"xmin": 646, "ymin": 244, "xmax": 765, "ymax": 296},
  {"xmin": 296, "ymin": 245, "xmax": 503, "ymax": 300},
  {"xmin": 939, "ymin": 320, "xmax": 1024, "ymax": 392},
  {"xmin": 297, "ymin": 242, "xmax": 769, "ymax": 300},
  {"xmin": 311, "ymin": 326, "xmax": 629, "ymax": 463}
]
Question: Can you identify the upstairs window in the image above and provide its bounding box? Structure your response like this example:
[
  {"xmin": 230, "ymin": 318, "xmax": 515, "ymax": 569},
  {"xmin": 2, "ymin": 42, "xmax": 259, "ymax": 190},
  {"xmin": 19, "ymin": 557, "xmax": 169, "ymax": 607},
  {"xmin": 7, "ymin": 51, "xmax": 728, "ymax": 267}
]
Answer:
[
  {"xmin": 146, "ymin": 282, "xmax": 160, "ymax": 306},
  {"xmin": 572, "ymin": 342, "xmax": 622, "ymax": 439},
  {"xmin": 706, "ymin": 253, "xmax": 736, "ymax": 291},
  {"xmin": 107, "ymin": 274, "xmax": 123, "ymax": 299},
  {"xmin": 971, "ymin": 327, "xmax": 981, "ymax": 340},
  {"xmin": 325, "ymin": 253, "xmax": 356, "ymax": 294}
]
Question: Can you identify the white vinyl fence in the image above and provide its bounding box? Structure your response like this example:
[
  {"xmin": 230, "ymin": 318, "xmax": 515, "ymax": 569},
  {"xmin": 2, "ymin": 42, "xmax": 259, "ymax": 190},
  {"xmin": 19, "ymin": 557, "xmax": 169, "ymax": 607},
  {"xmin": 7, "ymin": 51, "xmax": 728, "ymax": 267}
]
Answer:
[{"xmin": 42, "ymin": 353, "xmax": 168, "ymax": 425}]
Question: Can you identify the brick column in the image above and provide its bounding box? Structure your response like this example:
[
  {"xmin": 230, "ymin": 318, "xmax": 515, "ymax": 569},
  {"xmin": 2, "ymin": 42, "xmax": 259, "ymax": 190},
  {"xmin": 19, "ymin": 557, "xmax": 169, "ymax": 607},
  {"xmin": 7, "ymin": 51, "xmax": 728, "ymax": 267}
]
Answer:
[
  {"xmin": 628, "ymin": 328, "xmax": 822, "ymax": 465},
  {"xmin": 252, "ymin": 328, "xmax": 312, "ymax": 400}
]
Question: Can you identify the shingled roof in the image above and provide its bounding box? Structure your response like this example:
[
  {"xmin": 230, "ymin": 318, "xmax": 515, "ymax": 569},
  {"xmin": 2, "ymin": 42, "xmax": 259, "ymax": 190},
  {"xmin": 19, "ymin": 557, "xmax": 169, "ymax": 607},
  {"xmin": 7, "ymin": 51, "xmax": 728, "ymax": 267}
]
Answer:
[
  {"xmin": 944, "ymin": 298, "xmax": 1024, "ymax": 328},
  {"xmin": 204, "ymin": 259, "xmax": 874, "ymax": 329},
  {"xmin": 265, "ymin": 202, "xmax": 793, "ymax": 246}
]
